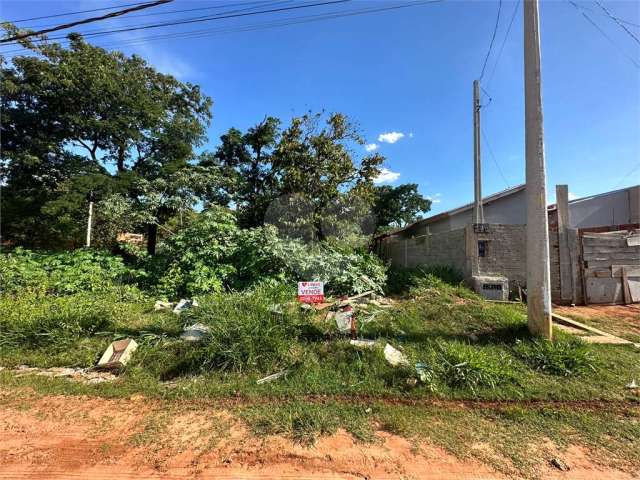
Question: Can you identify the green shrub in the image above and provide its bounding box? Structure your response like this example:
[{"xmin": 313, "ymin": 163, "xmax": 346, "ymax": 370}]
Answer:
[
  {"xmin": 386, "ymin": 266, "xmax": 463, "ymax": 295},
  {"xmin": 151, "ymin": 207, "xmax": 387, "ymax": 297},
  {"xmin": 513, "ymin": 338, "xmax": 598, "ymax": 377},
  {"xmin": 0, "ymin": 248, "xmax": 141, "ymax": 295}
]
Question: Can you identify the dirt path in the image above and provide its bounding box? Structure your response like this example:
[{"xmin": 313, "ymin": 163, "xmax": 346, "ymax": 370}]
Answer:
[
  {"xmin": 554, "ymin": 304, "xmax": 640, "ymax": 341},
  {"xmin": 0, "ymin": 392, "xmax": 636, "ymax": 480}
]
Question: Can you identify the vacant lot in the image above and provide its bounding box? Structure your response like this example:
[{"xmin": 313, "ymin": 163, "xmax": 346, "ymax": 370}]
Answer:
[{"xmin": 1, "ymin": 273, "xmax": 639, "ymax": 479}]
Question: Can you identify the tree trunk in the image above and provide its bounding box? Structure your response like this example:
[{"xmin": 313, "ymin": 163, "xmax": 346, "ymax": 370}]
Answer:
[{"xmin": 147, "ymin": 223, "xmax": 158, "ymax": 255}]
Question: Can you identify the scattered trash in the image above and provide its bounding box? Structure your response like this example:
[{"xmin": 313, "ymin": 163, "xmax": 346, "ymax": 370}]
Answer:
[
  {"xmin": 349, "ymin": 339, "xmax": 377, "ymax": 349},
  {"xmin": 269, "ymin": 304, "xmax": 284, "ymax": 314},
  {"xmin": 97, "ymin": 338, "xmax": 138, "ymax": 370},
  {"xmin": 406, "ymin": 377, "xmax": 418, "ymax": 387},
  {"xmin": 415, "ymin": 363, "xmax": 432, "ymax": 383},
  {"xmin": 256, "ymin": 369, "xmax": 290, "ymax": 385},
  {"xmin": 300, "ymin": 303, "xmax": 313, "ymax": 311},
  {"xmin": 384, "ymin": 343, "xmax": 409, "ymax": 367},
  {"xmin": 365, "ymin": 407, "xmax": 372, "ymax": 414},
  {"xmin": 337, "ymin": 290, "xmax": 375, "ymax": 307},
  {"xmin": 173, "ymin": 298, "xmax": 198, "ymax": 314},
  {"xmin": 335, "ymin": 305, "xmax": 354, "ymax": 335},
  {"xmin": 5, "ymin": 365, "xmax": 117, "ymax": 384},
  {"xmin": 154, "ymin": 300, "xmax": 174, "ymax": 311},
  {"xmin": 550, "ymin": 458, "xmax": 570, "ymax": 472},
  {"xmin": 626, "ymin": 379, "xmax": 638, "ymax": 389},
  {"xmin": 181, "ymin": 323, "xmax": 211, "ymax": 342}
]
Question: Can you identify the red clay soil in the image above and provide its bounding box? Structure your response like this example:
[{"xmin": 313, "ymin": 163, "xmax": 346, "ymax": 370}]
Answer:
[
  {"xmin": 554, "ymin": 304, "xmax": 640, "ymax": 340},
  {"xmin": 0, "ymin": 392, "xmax": 636, "ymax": 480}
]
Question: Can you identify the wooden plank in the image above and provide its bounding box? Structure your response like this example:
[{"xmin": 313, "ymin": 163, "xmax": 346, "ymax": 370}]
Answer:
[
  {"xmin": 611, "ymin": 265, "xmax": 640, "ymax": 277},
  {"xmin": 628, "ymin": 236, "xmax": 640, "ymax": 247},
  {"xmin": 584, "ymin": 269, "xmax": 611, "ymax": 278},
  {"xmin": 551, "ymin": 313, "xmax": 631, "ymax": 343},
  {"xmin": 622, "ymin": 268, "xmax": 631, "ymax": 305}
]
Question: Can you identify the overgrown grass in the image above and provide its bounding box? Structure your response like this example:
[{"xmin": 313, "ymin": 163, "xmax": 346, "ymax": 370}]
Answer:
[{"xmin": 514, "ymin": 337, "xmax": 598, "ymax": 376}]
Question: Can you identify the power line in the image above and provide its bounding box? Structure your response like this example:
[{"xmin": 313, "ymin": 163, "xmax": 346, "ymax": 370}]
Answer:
[
  {"xmin": 2, "ymin": 1, "xmax": 158, "ymax": 23},
  {"xmin": 1, "ymin": 0, "xmax": 173, "ymax": 43},
  {"xmin": 480, "ymin": 127, "xmax": 510, "ymax": 189},
  {"xmin": 594, "ymin": 0, "xmax": 640, "ymax": 45},
  {"xmin": 613, "ymin": 163, "xmax": 640, "ymax": 189},
  {"xmin": 479, "ymin": 0, "xmax": 502, "ymax": 82},
  {"xmin": 486, "ymin": 0, "xmax": 520, "ymax": 88},
  {"xmin": 567, "ymin": 0, "xmax": 640, "ymax": 69},
  {"xmin": 20, "ymin": 1, "xmax": 274, "ymax": 29},
  {"xmin": 2, "ymin": 0, "xmax": 352, "ymax": 46},
  {"xmin": 1, "ymin": 1, "xmax": 444, "ymax": 55}
]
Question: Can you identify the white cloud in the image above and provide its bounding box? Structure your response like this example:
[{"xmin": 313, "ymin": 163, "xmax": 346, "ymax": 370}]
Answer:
[
  {"xmin": 374, "ymin": 168, "xmax": 401, "ymax": 184},
  {"xmin": 365, "ymin": 143, "xmax": 378, "ymax": 152},
  {"xmin": 377, "ymin": 132, "xmax": 405, "ymax": 144},
  {"xmin": 568, "ymin": 192, "xmax": 578, "ymax": 200},
  {"xmin": 409, "ymin": 132, "xmax": 414, "ymax": 138},
  {"xmin": 427, "ymin": 193, "xmax": 442, "ymax": 204}
]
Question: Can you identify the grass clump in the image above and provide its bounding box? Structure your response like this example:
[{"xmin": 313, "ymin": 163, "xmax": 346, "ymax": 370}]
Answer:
[
  {"xmin": 435, "ymin": 341, "xmax": 518, "ymax": 395},
  {"xmin": 239, "ymin": 401, "xmax": 372, "ymax": 446},
  {"xmin": 513, "ymin": 337, "xmax": 598, "ymax": 377}
]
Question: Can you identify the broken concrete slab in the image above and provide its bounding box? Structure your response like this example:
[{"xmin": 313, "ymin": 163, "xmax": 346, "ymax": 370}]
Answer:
[
  {"xmin": 256, "ymin": 369, "xmax": 290, "ymax": 384},
  {"xmin": 384, "ymin": 343, "xmax": 409, "ymax": 367},
  {"xmin": 4, "ymin": 365, "xmax": 117, "ymax": 384},
  {"xmin": 180, "ymin": 323, "xmax": 211, "ymax": 342},
  {"xmin": 97, "ymin": 339, "xmax": 138, "ymax": 370}
]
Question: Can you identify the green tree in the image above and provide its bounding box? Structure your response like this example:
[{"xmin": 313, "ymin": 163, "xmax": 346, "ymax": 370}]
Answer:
[
  {"xmin": 210, "ymin": 112, "xmax": 384, "ymax": 239},
  {"xmin": 1, "ymin": 30, "xmax": 214, "ymax": 251},
  {"xmin": 372, "ymin": 183, "xmax": 431, "ymax": 231}
]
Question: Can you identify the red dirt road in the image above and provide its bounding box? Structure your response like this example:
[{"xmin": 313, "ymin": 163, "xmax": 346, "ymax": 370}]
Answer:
[{"xmin": 0, "ymin": 392, "xmax": 636, "ymax": 479}]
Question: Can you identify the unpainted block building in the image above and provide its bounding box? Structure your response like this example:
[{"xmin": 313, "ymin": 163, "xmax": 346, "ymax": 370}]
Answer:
[{"xmin": 373, "ymin": 184, "xmax": 640, "ymax": 305}]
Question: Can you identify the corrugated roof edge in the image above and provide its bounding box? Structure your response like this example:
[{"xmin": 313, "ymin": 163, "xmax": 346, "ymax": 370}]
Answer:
[{"xmin": 547, "ymin": 184, "xmax": 640, "ymax": 212}]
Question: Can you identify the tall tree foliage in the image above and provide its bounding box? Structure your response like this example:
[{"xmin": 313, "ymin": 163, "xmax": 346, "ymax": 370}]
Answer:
[
  {"xmin": 372, "ymin": 183, "xmax": 431, "ymax": 231},
  {"xmin": 209, "ymin": 112, "xmax": 384, "ymax": 240},
  {"xmin": 1, "ymin": 30, "xmax": 214, "ymax": 250}
]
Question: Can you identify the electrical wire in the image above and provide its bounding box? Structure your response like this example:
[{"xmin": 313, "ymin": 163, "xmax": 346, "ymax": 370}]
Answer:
[
  {"xmin": 2, "ymin": 1, "xmax": 158, "ymax": 23},
  {"xmin": 479, "ymin": 0, "xmax": 502, "ymax": 82},
  {"xmin": 481, "ymin": 127, "xmax": 510, "ymax": 189},
  {"xmin": 613, "ymin": 163, "xmax": 640, "ymax": 189},
  {"xmin": 1, "ymin": 0, "xmax": 173, "ymax": 43},
  {"xmin": 1, "ymin": 1, "xmax": 444, "ymax": 55},
  {"xmin": 19, "ymin": 1, "xmax": 275, "ymax": 29},
  {"xmin": 1, "ymin": 0, "xmax": 352, "ymax": 46},
  {"xmin": 594, "ymin": 0, "xmax": 640, "ymax": 45},
  {"xmin": 486, "ymin": 0, "xmax": 520, "ymax": 89},
  {"xmin": 567, "ymin": 0, "xmax": 640, "ymax": 69}
]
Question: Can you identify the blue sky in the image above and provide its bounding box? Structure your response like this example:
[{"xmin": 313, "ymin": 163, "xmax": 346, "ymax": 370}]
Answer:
[{"xmin": 2, "ymin": 0, "xmax": 639, "ymax": 215}]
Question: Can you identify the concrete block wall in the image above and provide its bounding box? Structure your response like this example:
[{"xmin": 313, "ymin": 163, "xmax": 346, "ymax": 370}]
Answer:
[
  {"xmin": 469, "ymin": 224, "xmax": 527, "ymax": 288},
  {"xmin": 381, "ymin": 228, "xmax": 468, "ymax": 276}
]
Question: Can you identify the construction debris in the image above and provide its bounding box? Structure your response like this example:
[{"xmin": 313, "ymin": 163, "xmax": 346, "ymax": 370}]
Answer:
[
  {"xmin": 349, "ymin": 339, "xmax": 377, "ymax": 349},
  {"xmin": 2, "ymin": 365, "xmax": 117, "ymax": 384},
  {"xmin": 173, "ymin": 298, "xmax": 198, "ymax": 314},
  {"xmin": 97, "ymin": 339, "xmax": 138, "ymax": 370},
  {"xmin": 384, "ymin": 343, "xmax": 409, "ymax": 367},
  {"xmin": 626, "ymin": 379, "xmax": 639, "ymax": 389},
  {"xmin": 335, "ymin": 306, "xmax": 354, "ymax": 334},
  {"xmin": 550, "ymin": 458, "xmax": 570, "ymax": 472},
  {"xmin": 154, "ymin": 300, "xmax": 174, "ymax": 311},
  {"xmin": 181, "ymin": 323, "xmax": 211, "ymax": 342},
  {"xmin": 256, "ymin": 369, "xmax": 290, "ymax": 385}
]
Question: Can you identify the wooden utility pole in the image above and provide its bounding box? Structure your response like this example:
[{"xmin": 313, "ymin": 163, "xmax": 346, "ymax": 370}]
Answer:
[
  {"xmin": 473, "ymin": 80, "xmax": 484, "ymax": 224},
  {"xmin": 524, "ymin": 0, "xmax": 552, "ymax": 339}
]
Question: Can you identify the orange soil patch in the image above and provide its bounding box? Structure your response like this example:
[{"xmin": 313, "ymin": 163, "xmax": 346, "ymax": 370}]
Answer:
[
  {"xmin": 554, "ymin": 304, "xmax": 640, "ymax": 340},
  {"xmin": 0, "ymin": 392, "xmax": 636, "ymax": 480}
]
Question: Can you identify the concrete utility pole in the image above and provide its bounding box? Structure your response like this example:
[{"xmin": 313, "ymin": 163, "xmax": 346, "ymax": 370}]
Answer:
[
  {"xmin": 86, "ymin": 200, "xmax": 94, "ymax": 248},
  {"xmin": 524, "ymin": 0, "xmax": 552, "ymax": 339},
  {"xmin": 473, "ymin": 80, "xmax": 484, "ymax": 225}
]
